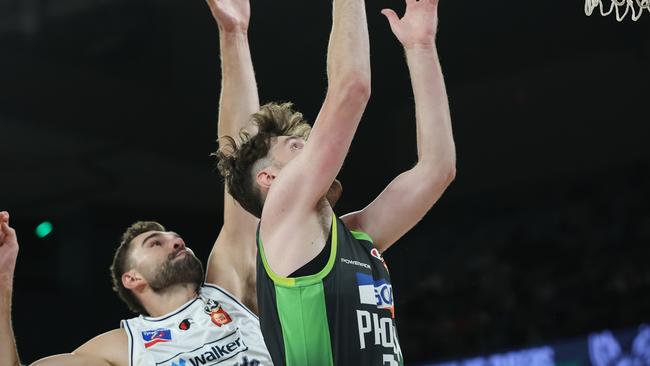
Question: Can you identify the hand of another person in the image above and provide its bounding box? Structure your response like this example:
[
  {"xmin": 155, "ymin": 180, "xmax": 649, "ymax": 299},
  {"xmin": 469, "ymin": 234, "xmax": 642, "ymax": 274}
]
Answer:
[
  {"xmin": 0, "ymin": 211, "xmax": 19, "ymax": 288},
  {"xmin": 381, "ymin": 0, "xmax": 439, "ymax": 49}
]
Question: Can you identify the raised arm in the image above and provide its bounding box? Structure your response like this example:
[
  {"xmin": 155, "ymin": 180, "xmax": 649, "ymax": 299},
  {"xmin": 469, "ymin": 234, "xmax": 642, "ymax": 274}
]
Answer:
[
  {"xmin": 342, "ymin": 0, "xmax": 456, "ymax": 252},
  {"xmin": 0, "ymin": 212, "xmax": 20, "ymax": 366},
  {"xmin": 204, "ymin": 0, "xmax": 260, "ymax": 303},
  {"xmin": 0, "ymin": 212, "xmax": 127, "ymax": 366},
  {"xmin": 260, "ymin": 0, "xmax": 371, "ymax": 275}
]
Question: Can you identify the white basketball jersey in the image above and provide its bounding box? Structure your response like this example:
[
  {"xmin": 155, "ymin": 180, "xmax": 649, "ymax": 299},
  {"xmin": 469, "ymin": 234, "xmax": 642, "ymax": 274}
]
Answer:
[{"xmin": 121, "ymin": 284, "xmax": 272, "ymax": 366}]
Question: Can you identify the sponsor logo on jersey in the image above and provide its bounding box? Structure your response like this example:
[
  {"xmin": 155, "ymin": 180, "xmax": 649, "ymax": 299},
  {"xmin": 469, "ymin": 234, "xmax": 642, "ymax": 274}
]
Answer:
[
  {"xmin": 179, "ymin": 318, "xmax": 193, "ymax": 331},
  {"xmin": 370, "ymin": 248, "xmax": 382, "ymax": 261},
  {"xmin": 142, "ymin": 328, "xmax": 172, "ymax": 348},
  {"xmin": 356, "ymin": 272, "xmax": 394, "ymax": 317},
  {"xmin": 341, "ymin": 257, "xmax": 371, "ymax": 269},
  {"xmin": 170, "ymin": 356, "xmax": 260, "ymax": 366},
  {"xmin": 370, "ymin": 247, "xmax": 390, "ymax": 272},
  {"xmin": 160, "ymin": 330, "xmax": 248, "ymax": 366},
  {"xmin": 234, "ymin": 356, "xmax": 261, "ymax": 366}
]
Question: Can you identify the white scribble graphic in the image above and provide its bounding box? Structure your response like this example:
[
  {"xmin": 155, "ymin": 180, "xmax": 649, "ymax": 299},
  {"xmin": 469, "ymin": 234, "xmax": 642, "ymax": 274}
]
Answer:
[{"xmin": 584, "ymin": 0, "xmax": 650, "ymax": 21}]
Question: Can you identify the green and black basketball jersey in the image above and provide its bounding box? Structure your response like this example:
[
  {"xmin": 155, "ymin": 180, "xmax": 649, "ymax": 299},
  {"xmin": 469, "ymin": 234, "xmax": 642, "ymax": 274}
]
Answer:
[{"xmin": 256, "ymin": 213, "xmax": 403, "ymax": 366}]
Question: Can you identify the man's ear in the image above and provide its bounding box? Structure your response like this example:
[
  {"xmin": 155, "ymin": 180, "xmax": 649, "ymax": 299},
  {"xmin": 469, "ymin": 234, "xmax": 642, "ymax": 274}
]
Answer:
[
  {"xmin": 122, "ymin": 270, "xmax": 146, "ymax": 291},
  {"xmin": 256, "ymin": 168, "xmax": 275, "ymax": 190}
]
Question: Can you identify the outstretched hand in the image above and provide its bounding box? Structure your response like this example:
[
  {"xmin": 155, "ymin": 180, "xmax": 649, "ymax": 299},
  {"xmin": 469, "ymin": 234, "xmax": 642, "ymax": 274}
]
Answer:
[
  {"xmin": 0, "ymin": 211, "xmax": 19, "ymax": 287},
  {"xmin": 381, "ymin": 0, "xmax": 439, "ymax": 49},
  {"xmin": 206, "ymin": 0, "xmax": 250, "ymax": 34}
]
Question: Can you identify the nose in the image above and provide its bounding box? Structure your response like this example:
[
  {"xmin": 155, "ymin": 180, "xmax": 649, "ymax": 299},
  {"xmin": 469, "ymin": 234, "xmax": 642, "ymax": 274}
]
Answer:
[{"xmin": 173, "ymin": 240, "xmax": 185, "ymax": 250}]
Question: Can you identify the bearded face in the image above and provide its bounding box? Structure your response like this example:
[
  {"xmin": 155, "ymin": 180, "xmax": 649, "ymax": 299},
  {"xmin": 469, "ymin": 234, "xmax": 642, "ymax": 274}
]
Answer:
[{"xmin": 146, "ymin": 249, "xmax": 205, "ymax": 293}]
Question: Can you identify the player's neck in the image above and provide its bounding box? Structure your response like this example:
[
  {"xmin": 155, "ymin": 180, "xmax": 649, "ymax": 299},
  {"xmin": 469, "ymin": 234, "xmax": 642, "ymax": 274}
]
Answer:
[{"xmin": 142, "ymin": 283, "xmax": 199, "ymax": 317}]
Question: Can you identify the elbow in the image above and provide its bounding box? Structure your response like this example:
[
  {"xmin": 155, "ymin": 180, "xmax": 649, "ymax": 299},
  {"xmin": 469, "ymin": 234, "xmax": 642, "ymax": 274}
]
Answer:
[
  {"xmin": 417, "ymin": 159, "xmax": 456, "ymax": 191},
  {"xmin": 349, "ymin": 76, "xmax": 371, "ymax": 102},
  {"xmin": 434, "ymin": 163, "xmax": 456, "ymax": 191},
  {"xmin": 444, "ymin": 163, "xmax": 457, "ymax": 186},
  {"xmin": 333, "ymin": 75, "xmax": 371, "ymax": 104}
]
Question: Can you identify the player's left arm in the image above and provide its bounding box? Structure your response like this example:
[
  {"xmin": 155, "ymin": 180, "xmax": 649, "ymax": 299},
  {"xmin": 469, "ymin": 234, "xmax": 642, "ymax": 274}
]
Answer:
[
  {"xmin": 204, "ymin": 0, "xmax": 260, "ymax": 300},
  {"xmin": 341, "ymin": 0, "xmax": 455, "ymax": 253}
]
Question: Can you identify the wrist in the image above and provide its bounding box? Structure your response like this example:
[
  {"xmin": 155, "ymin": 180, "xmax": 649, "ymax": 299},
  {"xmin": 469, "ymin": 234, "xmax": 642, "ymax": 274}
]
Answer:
[
  {"xmin": 0, "ymin": 273, "xmax": 14, "ymax": 292},
  {"xmin": 404, "ymin": 42, "xmax": 436, "ymax": 53},
  {"xmin": 219, "ymin": 28, "xmax": 249, "ymax": 40},
  {"xmin": 404, "ymin": 44, "xmax": 438, "ymax": 61},
  {"xmin": 1, "ymin": 286, "xmax": 13, "ymax": 310}
]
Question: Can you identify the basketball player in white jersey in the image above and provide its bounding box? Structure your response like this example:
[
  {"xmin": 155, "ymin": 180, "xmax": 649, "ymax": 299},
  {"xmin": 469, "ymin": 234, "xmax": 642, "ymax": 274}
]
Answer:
[{"xmin": 0, "ymin": 0, "xmax": 291, "ymax": 364}]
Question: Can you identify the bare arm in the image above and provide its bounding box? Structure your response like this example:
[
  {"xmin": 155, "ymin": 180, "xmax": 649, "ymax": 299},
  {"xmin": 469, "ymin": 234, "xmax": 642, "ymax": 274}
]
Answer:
[
  {"xmin": 0, "ymin": 212, "xmax": 126, "ymax": 366},
  {"xmin": 0, "ymin": 290, "xmax": 20, "ymax": 366},
  {"xmin": 260, "ymin": 0, "xmax": 371, "ymax": 276},
  {"xmin": 342, "ymin": 0, "xmax": 456, "ymax": 252},
  {"xmin": 31, "ymin": 329, "xmax": 128, "ymax": 366},
  {"xmin": 204, "ymin": 0, "xmax": 260, "ymax": 303},
  {"xmin": 0, "ymin": 212, "xmax": 22, "ymax": 366}
]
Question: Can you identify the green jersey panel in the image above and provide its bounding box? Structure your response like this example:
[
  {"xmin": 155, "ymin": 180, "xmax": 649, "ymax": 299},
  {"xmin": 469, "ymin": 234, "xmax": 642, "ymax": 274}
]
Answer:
[{"xmin": 256, "ymin": 214, "xmax": 403, "ymax": 365}]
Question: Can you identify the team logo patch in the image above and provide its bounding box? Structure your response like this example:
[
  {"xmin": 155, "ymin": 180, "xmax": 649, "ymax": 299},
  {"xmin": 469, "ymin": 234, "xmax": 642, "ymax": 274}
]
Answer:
[
  {"xmin": 179, "ymin": 318, "xmax": 193, "ymax": 331},
  {"xmin": 201, "ymin": 297, "xmax": 232, "ymax": 327},
  {"xmin": 142, "ymin": 328, "xmax": 172, "ymax": 348},
  {"xmin": 203, "ymin": 298, "xmax": 220, "ymax": 314},
  {"xmin": 210, "ymin": 306, "xmax": 232, "ymax": 327},
  {"xmin": 356, "ymin": 272, "xmax": 395, "ymax": 318}
]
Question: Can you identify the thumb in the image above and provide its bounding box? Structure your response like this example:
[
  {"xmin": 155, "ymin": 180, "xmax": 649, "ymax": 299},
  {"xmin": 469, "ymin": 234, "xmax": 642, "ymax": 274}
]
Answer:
[{"xmin": 381, "ymin": 9, "xmax": 400, "ymax": 30}]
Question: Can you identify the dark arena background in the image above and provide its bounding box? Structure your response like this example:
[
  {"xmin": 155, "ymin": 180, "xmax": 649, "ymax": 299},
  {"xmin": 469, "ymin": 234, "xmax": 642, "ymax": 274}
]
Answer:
[{"xmin": 1, "ymin": 0, "xmax": 649, "ymax": 364}]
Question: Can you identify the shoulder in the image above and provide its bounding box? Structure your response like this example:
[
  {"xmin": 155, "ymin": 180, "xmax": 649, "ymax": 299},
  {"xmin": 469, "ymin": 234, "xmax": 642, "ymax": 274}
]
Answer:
[
  {"xmin": 201, "ymin": 283, "xmax": 259, "ymax": 320},
  {"xmin": 339, "ymin": 214, "xmax": 373, "ymax": 241},
  {"xmin": 340, "ymin": 211, "xmax": 362, "ymax": 232},
  {"xmin": 201, "ymin": 283, "xmax": 243, "ymax": 308}
]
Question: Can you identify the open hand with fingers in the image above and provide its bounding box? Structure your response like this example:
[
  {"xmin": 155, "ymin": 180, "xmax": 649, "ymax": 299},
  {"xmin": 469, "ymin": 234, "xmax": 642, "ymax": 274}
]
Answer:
[
  {"xmin": 382, "ymin": 0, "xmax": 439, "ymax": 49},
  {"xmin": 0, "ymin": 211, "xmax": 19, "ymax": 288},
  {"xmin": 206, "ymin": 0, "xmax": 250, "ymax": 34}
]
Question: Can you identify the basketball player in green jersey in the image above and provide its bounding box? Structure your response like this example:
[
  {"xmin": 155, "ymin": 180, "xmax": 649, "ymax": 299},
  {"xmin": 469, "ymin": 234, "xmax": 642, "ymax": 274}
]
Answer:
[
  {"xmin": 217, "ymin": 0, "xmax": 455, "ymax": 363},
  {"xmin": 206, "ymin": 0, "xmax": 342, "ymax": 315}
]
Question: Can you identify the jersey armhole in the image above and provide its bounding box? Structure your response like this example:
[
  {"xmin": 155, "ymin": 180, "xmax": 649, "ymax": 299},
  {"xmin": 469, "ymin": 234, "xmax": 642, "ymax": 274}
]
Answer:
[
  {"xmin": 120, "ymin": 320, "xmax": 134, "ymax": 366},
  {"xmin": 258, "ymin": 213, "xmax": 338, "ymax": 288},
  {"xmin": 350, "ymin": 230, "xmax": 373, "ymax": 244}
]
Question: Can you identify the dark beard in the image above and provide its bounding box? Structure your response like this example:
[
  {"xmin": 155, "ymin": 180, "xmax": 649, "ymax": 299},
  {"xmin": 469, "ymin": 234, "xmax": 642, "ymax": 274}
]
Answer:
[{"xmin": 148, "ymin": 252, "xmax": 204, "ymax": 293}]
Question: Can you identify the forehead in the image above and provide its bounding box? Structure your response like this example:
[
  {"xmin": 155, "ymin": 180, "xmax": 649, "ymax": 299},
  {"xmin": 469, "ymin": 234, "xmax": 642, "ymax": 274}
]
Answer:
[{"xmin": 131, "ymin": 230, "xmax": 178, "ymax": 247}]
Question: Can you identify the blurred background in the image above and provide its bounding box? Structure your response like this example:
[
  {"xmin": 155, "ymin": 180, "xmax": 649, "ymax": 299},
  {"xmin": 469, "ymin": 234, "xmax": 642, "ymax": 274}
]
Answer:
[{"xmin": 1, "ymin": 0, "xmax": 649, "ymax": 364}]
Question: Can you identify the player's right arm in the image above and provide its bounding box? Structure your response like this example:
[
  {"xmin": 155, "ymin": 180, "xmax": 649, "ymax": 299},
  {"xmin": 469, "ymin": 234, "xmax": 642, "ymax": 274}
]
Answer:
[
  {"xmin": 0, "ymin": 211, "xmax": 128, "ymax": 366},
  {"xmin": 260, "ymin": 0, "xmax": 371, "ymax": 275},
  {"xmin": 31, "ymin": 329, "xmax": 128, "ymax": 366}
]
